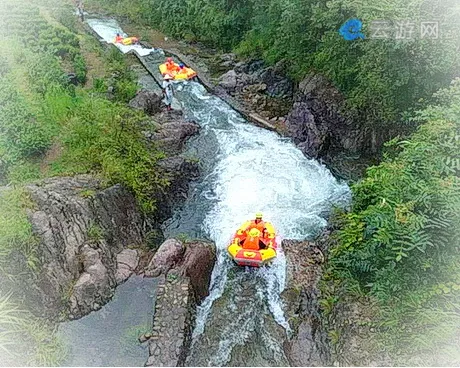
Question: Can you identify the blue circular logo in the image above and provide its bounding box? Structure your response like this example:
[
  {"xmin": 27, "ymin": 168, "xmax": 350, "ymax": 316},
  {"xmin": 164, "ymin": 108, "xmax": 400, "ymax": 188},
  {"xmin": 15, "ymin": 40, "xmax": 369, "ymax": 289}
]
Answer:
[{"xmin": 340, "ymin": 19, "xmax": 365, "ymax": 40}]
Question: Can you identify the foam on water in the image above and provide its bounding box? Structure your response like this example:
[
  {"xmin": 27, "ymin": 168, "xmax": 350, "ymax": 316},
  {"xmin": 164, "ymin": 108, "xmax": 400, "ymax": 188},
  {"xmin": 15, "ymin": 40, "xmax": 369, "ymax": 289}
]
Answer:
[{"xmin": 173, "ymin": 83, "xmax": 351, "ymax": 364}]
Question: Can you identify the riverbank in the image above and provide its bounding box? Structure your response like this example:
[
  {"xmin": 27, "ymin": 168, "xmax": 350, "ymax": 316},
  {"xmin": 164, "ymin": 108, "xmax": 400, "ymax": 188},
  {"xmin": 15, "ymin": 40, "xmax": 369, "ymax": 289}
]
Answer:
[{"xmin": 0, "ymin": 2, "xmax": 205, "ymax": 364}]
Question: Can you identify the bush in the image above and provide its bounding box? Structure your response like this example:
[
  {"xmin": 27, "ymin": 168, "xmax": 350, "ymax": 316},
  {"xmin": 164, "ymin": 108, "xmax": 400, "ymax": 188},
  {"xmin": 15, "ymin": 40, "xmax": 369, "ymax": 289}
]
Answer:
[
  {"xmin": 51, "ymin": 92, "xmax": 168, "ymax": 212},
  {"xmin": 0, "ymin": 188, "xmax": 38, "ymax": 275},
  {"xmin": 0, "ymin": 78, "xmax": 53, "ymax": 163},
  {"xmin": 326, "ymin": 79, "xmax": 460, "ymax": 363}
]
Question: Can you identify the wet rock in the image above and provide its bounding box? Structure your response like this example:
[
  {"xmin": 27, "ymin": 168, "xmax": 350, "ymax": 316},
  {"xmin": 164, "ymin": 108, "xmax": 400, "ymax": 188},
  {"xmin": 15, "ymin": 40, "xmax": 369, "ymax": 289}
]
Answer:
[
  {"xmin": 180, "ymin": 241, "xmax": 216, "ymax": 303},
  {"xmin": 145, "ymin": 229, "xmax": 165, "ymax": 253},
  {"xmin": 152, "ymin": 121, "xmax": 200, "ymax": 156},
  {"xmin": 129, "ymin": 89, "xmax": 163, "ymax": 115},
  {"xmin": 153, "ymin": 157, "xmax": 200, "ymax": 222},
  {"xmin": 145, "ymin": 239, "xmax": 185, "ymax": 277},
  {"xmin": 115, "ymin": 249, "xmax": 139, "ymax": 284}
]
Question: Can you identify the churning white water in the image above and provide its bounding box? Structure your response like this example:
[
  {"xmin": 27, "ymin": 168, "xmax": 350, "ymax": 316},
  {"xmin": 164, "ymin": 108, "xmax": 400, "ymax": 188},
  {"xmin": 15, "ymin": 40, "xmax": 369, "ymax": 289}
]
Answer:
[
  {"xmin": 173, "ymin": 83, "xmax": 350, "ymax": 365},
  {"xmin": 87, "ymin": 19, "xmax": 351, "ymax": 366}
]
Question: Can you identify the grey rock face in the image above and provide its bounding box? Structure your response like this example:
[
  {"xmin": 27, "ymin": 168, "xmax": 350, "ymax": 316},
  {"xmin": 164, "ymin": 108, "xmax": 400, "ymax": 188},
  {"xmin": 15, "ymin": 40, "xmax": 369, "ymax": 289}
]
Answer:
[
  {"xmin": 115, "ymin": 249, "xmax": 140, "ymax": 284},
  {"xmin": 145, "ymin": 239, "xmax": 185, "ymax": 277},
  {"xmin": 153, "ymin": 121, "xmax": 200, "ymax": 156},
  {"xmin": 24, "ymin": 175, "xmax": 147, "ymax": 319},
  {"xmin": 70, "ymin": 245, "xmax": 113, "ymax": 316},
  {"xmin": 255, "ymin": 60, "xmax": 294, "ymax": 98},
  {"xmin": 282, "ymin": 239, "xmax": 330, "ymax": 366},
  {"xmin": 284, "ymin": 72, "xmax": 388, "ymax": 172},
  {"xmin": 285, "ymin": 73, "xmax": 354, "ymax": 159},
  {"xmin": 154, "ymin": 157, "xmax": 200, "ymax": 222},
  {"xmin": 180, "ymin": 241, "xmax": 216, "ymax": 303},
  {"xmin": 129, "ymin": 89, "xmax": 163, "ymax": 115},
  {"xmin": 218, "ymin": 70, "xmax": 239, "ymax": 91},
  {"xmin": 144, "ymin": 239, "xmax": 216, "ymax": 367}
]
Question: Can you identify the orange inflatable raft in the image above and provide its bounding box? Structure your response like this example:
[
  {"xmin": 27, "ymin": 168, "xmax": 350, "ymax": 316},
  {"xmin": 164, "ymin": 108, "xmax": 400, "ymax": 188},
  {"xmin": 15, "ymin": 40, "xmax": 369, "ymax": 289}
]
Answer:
[
  {"xmin": 114, "ymin": 36, "xmax": 139, "ymax": 45},
  {"xmin": 159, "ymin": 59, "xmax": 197, "ymax": 81},
  {"xmin": 227, "ymin": 222, "xmax": 278, "ymax": 267}
]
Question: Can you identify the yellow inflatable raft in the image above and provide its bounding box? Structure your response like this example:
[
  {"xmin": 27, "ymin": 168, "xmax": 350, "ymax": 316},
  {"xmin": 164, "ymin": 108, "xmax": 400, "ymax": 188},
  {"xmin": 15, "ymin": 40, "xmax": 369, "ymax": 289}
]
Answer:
[
  {"xmin": 227, "ymin": 222, "xmax": 278, "ymax": 267},
  {"xmin": 159, "ymin": 61, "xmax": 197, "ymax": 81}
]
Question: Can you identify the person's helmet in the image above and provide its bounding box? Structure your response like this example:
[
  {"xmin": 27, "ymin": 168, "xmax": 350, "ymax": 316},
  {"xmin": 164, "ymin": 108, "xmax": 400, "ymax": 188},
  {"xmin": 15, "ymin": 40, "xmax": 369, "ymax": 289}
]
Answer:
[
  {"xmin": 255, "ymin": 212, "xmax": 263, "ymax": 219},
  {"xmin": 179, "ymin": 62, "xmax": 185, "ymax": 69},
  {"xmin": 249, "ymin": 228, "xmax": 260, "ymax": 238},
  {"xmin": 164, "ymin": 74, "xmax": 173, "ymax": 80}
]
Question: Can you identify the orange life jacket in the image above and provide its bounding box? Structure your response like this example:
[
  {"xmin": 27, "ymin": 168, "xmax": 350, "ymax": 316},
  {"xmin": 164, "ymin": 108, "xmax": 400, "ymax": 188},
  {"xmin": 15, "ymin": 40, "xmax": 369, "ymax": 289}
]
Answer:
[
  {"xmin": 114, "ymin": 35, "xmax": 123, "ymax": 43},
  {"xmin": 165, "ymin": 61, "xmax": 180, "ymax": 73},
  {"xmin": 242, "ymin": 236, "xmax": 261, "ymax": 250},
  {"xmin": 246, "ymin": 220, "xmax": 266, "ymax": 235}
]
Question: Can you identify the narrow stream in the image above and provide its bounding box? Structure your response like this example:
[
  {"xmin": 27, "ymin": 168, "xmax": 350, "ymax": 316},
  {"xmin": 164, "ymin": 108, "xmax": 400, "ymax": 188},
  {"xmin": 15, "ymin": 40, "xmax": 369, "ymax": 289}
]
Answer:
[
  {"xmin": 58, "ymin": 276, "xmax": 157, "ymax": 366},
  {"xmin": 82, "ymin": 18, "xmax": 351, "ymax": 366}
]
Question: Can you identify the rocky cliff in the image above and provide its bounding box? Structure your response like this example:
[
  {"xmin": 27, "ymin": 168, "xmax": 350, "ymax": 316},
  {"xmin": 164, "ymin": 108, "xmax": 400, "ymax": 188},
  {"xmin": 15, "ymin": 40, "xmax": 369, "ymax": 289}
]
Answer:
[
  {"xmin": 282, "ymin": 239, "xmax": 331, "ymax": 366},
  {"xmin": 143, "ymin": 238, "xmax": 216, "ymax": 367},
  {"xmin": 16, "ymin": 175, "xmax": 145, "ymax": 320},
  {"xmin": 13, "ymin": 93, "xmax": 201, "ymax": 320}
]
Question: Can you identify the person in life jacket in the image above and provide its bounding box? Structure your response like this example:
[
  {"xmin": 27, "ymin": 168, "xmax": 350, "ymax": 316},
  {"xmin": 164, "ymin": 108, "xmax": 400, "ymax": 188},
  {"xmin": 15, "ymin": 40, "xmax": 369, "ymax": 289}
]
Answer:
[
  {"xmin": 114, "ymin": 33, "xmax": 124, "ymax": 43},
  {"xmin": 245, "ymin": 212, "xmax": 267, "ymax": 236},
  {"xmin": 165, "ymin": 57, "xmax": 180, "ymax": 74},
  {"xmin": 241, "ymin": 228, "xmax": 267, "ymax": 250}
]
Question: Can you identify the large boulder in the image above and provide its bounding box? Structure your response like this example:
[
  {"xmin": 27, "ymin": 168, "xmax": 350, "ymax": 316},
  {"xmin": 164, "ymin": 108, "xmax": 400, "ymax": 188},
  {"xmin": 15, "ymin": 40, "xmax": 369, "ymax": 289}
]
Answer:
[
  {"xmin": 129, "ymin": 89, "xmax": 162, "ymax": 115},
  {"xmin": 69, "ymin": 245, "xmax": 113, "ymax": 317},
  {"xmin": 180, "ymin": 241, "xmax": 216, "ymax": 303},
  {"xmin": 284, "ymin": 72, "xmax": 389, "ymax": 178},
  {"xmin": 145, "ymin": 239, "xmax": 185, "ymax": 277},
  {"xmin": 217, "ymin": 70, "xmax": 254, "ymax": 94},
  {"xmin": 144, "ymin": 240, "xmax": 216, "ymax": 302},
  {"xmin": 285, "ymin": 73, "xmax": 356, "ymax": 159},
  {"xmin": 218, "ymin": 70, "xmax": 238, "ymax": 91},
  {"xmin": 255, "ymin": 60, "xmax": 294, "ymax": 98},
  {"xmin": 115, "ymin": 249, "xmax": 140, "ymax": 284},
  {"xmin": 153, "ymin": 121, "xmax": 200, "ymax": 156},
  {"xmin": 144, "ymin": 239, "xmax": 216, "ymax": 367}
]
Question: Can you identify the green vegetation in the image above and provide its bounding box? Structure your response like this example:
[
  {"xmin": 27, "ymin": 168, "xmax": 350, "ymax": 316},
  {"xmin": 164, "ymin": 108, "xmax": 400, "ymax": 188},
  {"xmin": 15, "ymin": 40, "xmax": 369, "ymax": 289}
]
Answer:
[
  {"xmin": 87, "ymin": 224, "xmax": 105, "ymax": 241},
  {"xmin": 0, "ymin": 1, "xmax": 168, "ymax": 364},
  {"xmin": 0, "ymin": 2, "xmax": 166, "ymax": 210},
  {"xmin": 0, "ymin": 189, "xmax": 39, "ymax": 275},
  {"xmin": 323, "ymin": 79, "xmax": 460, "ymax": 364},
  {"xmin": 0, "ymin": 293, "xmax": 67, "ymax": 366},
  {"xmin": 88, "ymin": 0, "xmax": 460, "ymax": 138}
]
